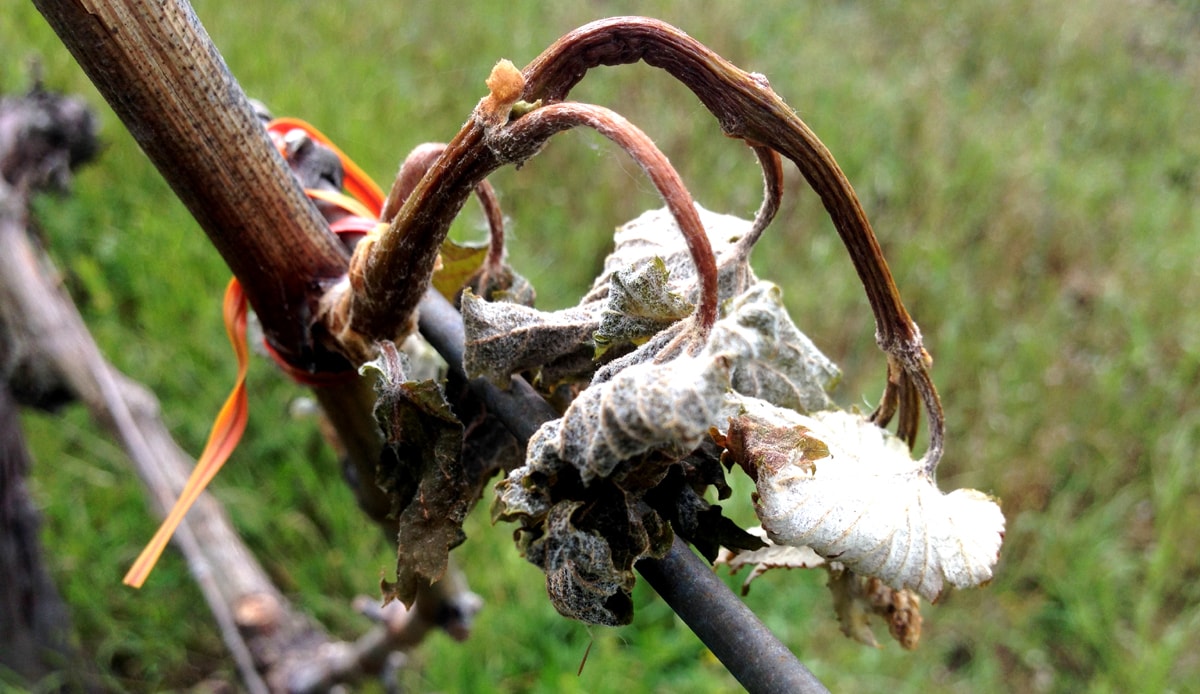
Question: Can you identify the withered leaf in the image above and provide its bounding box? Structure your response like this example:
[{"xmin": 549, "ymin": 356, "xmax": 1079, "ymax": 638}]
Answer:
[
  {"xmin": 581, "ymin": 204, "xmax": 760, "ymax": 308},
  {"xmin": 714, "ymin": 526, "xmax": 826, "ymax": 595},
  {"xmin": 828, "ymin": 566, "xmax": 881, "ymax": 648},
  {"xmin": 492, "ymin": 420, "xmax": 563, "ymax": 525},
  {"xmin": 364, "ymin": 342, "xmax": 467, "ymax": 608},
  {"xmin": 494, "ymin": 370, "xmax": 695, "ymax": 626},
  {"xmin": 725, "ymin": 403, "xmax": 1005, "ymax": 602},
  {"xmin": 511, "ymin": 487, "xmax": 672, "ymax": 626},
  {"xmin": 593, "ymin": 257, "xmax": 693, "ymax": 357},
  {"xmin": 715, "ymin": 407, "xmax": 829, "ymax": 482},
  {"xmin": 460, "ymin": 206, "xmax": 771, "ymax": 390},
  {"xmin": 461, "ymin": 289, "xmax": 599, "ymax": 387},
  {"xmin": 551, "ymin": 351, "xmax": 732, "ymax": 485},
  {"xmin": 645, "ymin": 464, "xmax": 764, "ymax": 563},
  {"xmin": 467, "ymin": 261, "xmax": 536, "ymax": 307},
  {"xmin": 431, "ymin": 240, "xmax": 490, "ymax": 300},
  {"xmin": 828, "ymin": 568, "xmax": 924, "ymax": 650},
  {"xmin": 706, "ymin": 282, "xmax": 840, "ymax": 413},
  {"xmin": 533, "ymin": 500, "xmax": 634, "ymax": 626},
  {"xmin": 441, "ymin": 240, "xmax": 536, "ymax": 307}
]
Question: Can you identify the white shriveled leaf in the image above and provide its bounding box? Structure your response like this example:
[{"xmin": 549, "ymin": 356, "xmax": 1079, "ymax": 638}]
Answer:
[
  {"xmin": 704, "ymin": 281, "xmax": 839, "ymax": 413},
  {"xmin": 714, "ymin": 526, "xmax": 826, "ymax": 595},
  {"xmin": 724, "ymin": 402, "xmax": 1004, "ymax": 602}
]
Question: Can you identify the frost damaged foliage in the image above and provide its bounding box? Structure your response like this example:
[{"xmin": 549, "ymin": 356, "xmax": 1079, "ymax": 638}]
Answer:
[
  {"xmin": 593, "ymin": 257, "xmax": 693, "ymax": 356},
  {"xmin": 362, "ymin": 342, "xmax": 470, "ymax": 607},
  {"xmin": 485, "ymin": 204, "xmax": 852, "ymax": 624},
  {"xmin": 481, "ymin": 204, "xmax": 1002, "ymax": 630},
  {"xmin": 494, "ymin": 350, "xmax": 728, "ymax": 624},
  {"xmin": 462, "ymin": 205, "xmax": 759, "ymax": 390},
  {"xmin": 717, "ymin": 402, "xmax": 1004, "ymax": 605},
  {"xmin": 716, "ymin": 528, "xmax": 922, "ymax": 649},
  {"xmin": 461, "ymin": 291, "xmax": 596, "ymax": 388},
  {"xmin": 710, "ymin": 282, "xmax": 839, "ymax": 413},
  {"xmin": 358, "ymin": 17, "xmax": 1003, "ymax": 644}
]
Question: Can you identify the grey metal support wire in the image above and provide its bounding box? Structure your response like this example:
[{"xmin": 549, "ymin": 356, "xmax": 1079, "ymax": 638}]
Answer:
[{"xmin": 417, "ymin": 289, "xmax": 829, "ymax": 694}]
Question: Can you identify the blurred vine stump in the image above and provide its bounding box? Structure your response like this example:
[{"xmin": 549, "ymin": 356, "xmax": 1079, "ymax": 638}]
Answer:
[
  {"xmin": 0, "ymin": 82, "xmax": 101, "ymax": 691},
  {"xmin": 1, "ymin": 79, "xmax": 487, "ymax": 692}
]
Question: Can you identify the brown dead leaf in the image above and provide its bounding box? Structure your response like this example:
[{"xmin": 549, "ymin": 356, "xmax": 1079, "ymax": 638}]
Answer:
[{"xmin": 365, "ymin": 342, "xmax": 467, "ymax": 608}]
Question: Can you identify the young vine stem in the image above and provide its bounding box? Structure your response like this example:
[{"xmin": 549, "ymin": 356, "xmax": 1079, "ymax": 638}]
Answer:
[
  {"xmin": 517, "ymin": 16, "xmax": 945, "ymax": 470},
  {"xmin": 490, "ymin": 98, "xmax": 719, "ymax": 337},
  {"xmin": 380, "ymin": 142, "xmax": 507, "ymax": 283},
  {"xmin": 736, "ymin": 144, "xmax": 785, "ymax": 263}
]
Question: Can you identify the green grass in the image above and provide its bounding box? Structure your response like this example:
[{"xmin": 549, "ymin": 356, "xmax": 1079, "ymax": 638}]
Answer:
[{"xmin": 4, "ymin": 0, "xmax": 1200, "ymax": 691}]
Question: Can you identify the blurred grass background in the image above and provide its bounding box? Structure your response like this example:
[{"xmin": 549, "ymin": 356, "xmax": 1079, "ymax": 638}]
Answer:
[{"xmin": 3, "ymin": 0, "xmax": 1199, "ymax": 691}]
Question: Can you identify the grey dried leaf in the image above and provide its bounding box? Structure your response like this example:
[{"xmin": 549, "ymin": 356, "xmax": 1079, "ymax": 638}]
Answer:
[
  {"xmin": 581, "ymin": 204, "xmax": 759, "ymax": 308},
  {"xmin": 725, "ymin": 403, "xmax": 1005, "ymax": 602},
  {"xmin": 500, "ymin": 479, "xmax": 672, "ymax": 626},
  {"xmin": 705, "ymin": 281, "xmax": 840, "ymax": 413},
  {"xmin": 462, "ymin": 205, "xmax": 768, "ymax": 390},
  {"xmin": 533, "ymin": 501, "xmax": 635, "ymax": 626},
  {"xmin": 828, "ymin": 568, "xmax": 924, "ymax": 650},
  {"xmin": 492, "ymin": 420, "xmax": 562, "ymax": 525},
  {"xmin": 363, "ymin": 342, "xmax": 468, "ymax": 608},
  {"xmin": 715, "ymin": 526, "xmax": 826, "ymax": 595},
  {"xmin": 461, "ymin": 288, "xmax": 599, "ymax": 387},
  {"xmin": 552, "ymin": 351, "xmax": 732, "ymax": 485},
  {"xmin": 588, "ymin": 317, "xmax": 691, "ymax": 386},
  {"xmin": 593, "ymin": 256, "xmax": 694, "ymax": 357}
]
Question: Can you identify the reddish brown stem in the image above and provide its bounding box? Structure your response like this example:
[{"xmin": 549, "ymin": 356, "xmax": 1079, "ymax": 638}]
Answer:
[
  {"xmin": 494, "ymin": 101, "xmax": 719, "ymax": 335},
  {"xmin": 381, "ymin": 143, "xmax": 447, "ymax": 224},
  {"xmin": 737, "ymin": 144, "xmax": 785, "ymax": 260},
  {"xmin": 521, "ymin": 17, "xmax": 909, "ymax": 342},
  {"xmin": 345, "ymin": 126, "xmax": 496, "ymax": 342},
  {"xmin": 381, "ymin": 143, "xmax": 507, "ymax": 280},
  {"xmin": 518, "ymin": 16, "xmax": 943, "ymax": 468}
]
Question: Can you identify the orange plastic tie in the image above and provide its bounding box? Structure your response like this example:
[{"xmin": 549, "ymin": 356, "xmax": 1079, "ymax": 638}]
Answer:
[
  {"xmin": 125, "ymin": 118, "xmax": 385, "ymax": 587},
  {"xmin": 267, "ymin": 117, "xmax": 385, "ymax": 215},
  {"xmin": 123, "ymin": 279, "xmax": 250, "ymax": 587}
]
